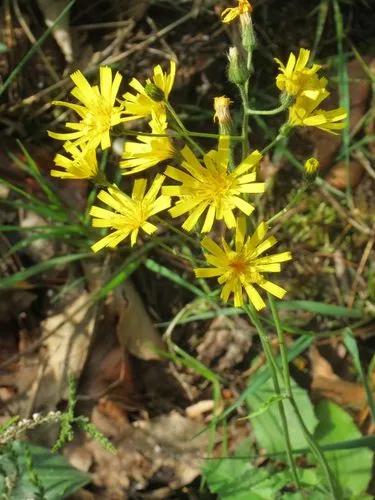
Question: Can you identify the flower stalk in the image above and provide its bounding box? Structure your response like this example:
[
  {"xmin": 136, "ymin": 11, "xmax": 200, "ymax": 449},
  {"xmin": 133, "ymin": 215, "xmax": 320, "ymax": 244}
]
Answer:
[
  {"xmin": 243, "ymin": 303, "xmax": 302, "ymax": 492},
  {"xmin": 267, "ymin": 295, "xmax": 340, "ymax": 499}
]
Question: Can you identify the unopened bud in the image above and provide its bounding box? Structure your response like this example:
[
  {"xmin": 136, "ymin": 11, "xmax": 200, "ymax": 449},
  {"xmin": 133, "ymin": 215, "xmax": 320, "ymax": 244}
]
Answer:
[
  {"xmin": 240, "ymin": 14, "xmax": 256, "ymax": 51},
  {"xmin": 144, "ymin": 82, "xmax": 164, "ymax": 102},
  {"xmin": 214, "ymin": 96, "xmax": 232, "ymax": 125},
  {"xmin": 304, "ymin": 157, "xmax": 319, "ymax": 182},
  {"xmin": 227, "ymin": 47, "xmax": 249, "ymax": 85}
]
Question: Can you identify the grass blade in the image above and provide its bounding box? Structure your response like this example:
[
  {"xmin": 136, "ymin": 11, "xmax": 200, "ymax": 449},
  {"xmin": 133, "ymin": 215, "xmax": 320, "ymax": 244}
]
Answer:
[
  {"xmin": 0, "ymin": 253, "xmax": 91, "ymax": 289},
  {"xmin": 343, "ymin": 328, "xmax": 375, "ymax": 422},
  {"xmin": 145, "ymin": 258, "xmax": 208, "ymax": 298}
]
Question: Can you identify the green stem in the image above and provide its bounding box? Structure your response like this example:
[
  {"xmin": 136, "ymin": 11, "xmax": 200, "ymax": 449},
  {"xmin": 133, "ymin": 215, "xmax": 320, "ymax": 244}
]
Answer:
[
  {"xmin": 246, "ymin": 97, "xmax": 293, "ymax": 116},
  {"xmin": 267, "ymin": 296, "xmax": 339, "ymax": 500},
  {"xmin": 164, "ymin": 100, "xmax": 205, "ymax": 155},
  {"xmin": 239, "ymin": 85, "xmax": 250, "ymax": 159},
  {"xmin": 260, "ymin": 125, "xmax": 291, "ymax": 155},
  {"xmin": 243, "ymin": 304, "xmax": 302, "ymax": 492},
  {"xmin": 267, "ymin": 186, "xmax": 307, "ymax": 225},
  {"xmin": 155, "ymin": 216, "xmax": 199, "ymax": 247},
  {"xmin": 122, "ymin": 128, "xmax": 243, "ymax": 141},
  {"xmin": 187, "ymin": 131, "xmax": 243, "ymax": 141}
]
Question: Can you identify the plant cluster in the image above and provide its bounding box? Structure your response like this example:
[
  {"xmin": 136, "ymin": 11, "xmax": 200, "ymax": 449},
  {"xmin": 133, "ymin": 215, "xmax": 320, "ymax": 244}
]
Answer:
[
  {"xmin": 44, "ymin": 1, "xmax": 352, "ymax": 497},
  {"xmin": 47, "ymin": 1, "xmax": 346, "ymax": 313}
]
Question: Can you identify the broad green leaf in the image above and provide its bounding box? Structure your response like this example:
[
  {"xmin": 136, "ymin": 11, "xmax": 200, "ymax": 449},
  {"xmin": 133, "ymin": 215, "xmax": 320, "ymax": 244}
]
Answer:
[
  {"xmin": 203, "ymin": 458, "xmax": 290, "ymax": 500},
  {"xmin": 246, "ymin": 377, "xmax": 318, "ymax": 454},
  {"xmin": 314, "ymin": 400, "xmax": 373, "ymax": 498},
  {"xmin": 0, "ymin": 441, "xmax": 89, "ymax": 499},
  {"xmin": 243, "ymin": 394, "xmax": 286, "ymax": 420},
  {"xmin": 214, "ymin": 335, "xmax": 313, "ymax": 425}
]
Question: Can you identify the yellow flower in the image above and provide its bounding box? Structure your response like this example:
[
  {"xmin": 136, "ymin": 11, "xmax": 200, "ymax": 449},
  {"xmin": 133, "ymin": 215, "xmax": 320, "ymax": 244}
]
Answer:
[
  {"xmin": 122, "ymin": 61, "xmax": 176, "ymax": 119},
  {"xmin": 213, "ymin": 96, "xmax": 232, "ymax": 125},
  {"xmin": 90, "ymin": 174, "xmax": 170, "ymax": 252},
  {"xmin": 51, "ymin": 143, "xmax": 99, "ymax": 180},
  {"xmin": 163, "ymin": 137, "xmax": 264, "ymax": 233},
  {"xmin": 289, "ymin": 89, "xmax": 347, "ymax": 133},
  {"xmin": 221, "ymin": 0, "xmax": 252, "ymax": 23},
  {"xmin": 48, "ymin": 67, "xmax": 128, "ymax": 151},
  {"xmin": 274, "ymin": 48, "xmax": 324, "ymax": 100},
  {"xmin": 120, "ymin": 112, "xmax": 174, "ymax": 175},
  {"xmin": 304, "ymin": 157, "xmax": 319, "ymax": 176},
  {"xmin": 194, "ymin": 217, "xmax": 292, "ymax": 310}
]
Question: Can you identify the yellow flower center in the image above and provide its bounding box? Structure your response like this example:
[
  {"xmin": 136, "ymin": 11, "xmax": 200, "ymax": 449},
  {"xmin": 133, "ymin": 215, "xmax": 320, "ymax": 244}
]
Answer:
[
  {"xmin": 229, "ymin": 257, "xmax": 247, "ymax": 274},
  {"xmin": 84, "ymin": 97, "xmax": 113, "ymax": 133},
  {"xmin": 228, "ymin": 252, "xmax": 262, "ymax": 284},
  {"xmin": 198, "ymin": 170, "xmax": 236, "ymax": 207}
]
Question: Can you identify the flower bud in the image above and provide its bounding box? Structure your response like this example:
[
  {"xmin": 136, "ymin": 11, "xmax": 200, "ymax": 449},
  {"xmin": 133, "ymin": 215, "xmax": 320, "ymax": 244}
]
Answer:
[
  {"xmin": 240, "ymin": 15, "xmax": 256, "ymax": 52},
  {"xmin": 214, "ymin": 96, "xmax": 232, "ymax": 125},
  {"xmin": 304, "ymin": 157, "xmax": 319, "ymax": 182},
  {"xmin": 227, "ymin": 47, "xmax": 249, "ymax": 85},
  {"xmin": 144, "ymin": 82, "xmax": 164, "ymax": 102}
]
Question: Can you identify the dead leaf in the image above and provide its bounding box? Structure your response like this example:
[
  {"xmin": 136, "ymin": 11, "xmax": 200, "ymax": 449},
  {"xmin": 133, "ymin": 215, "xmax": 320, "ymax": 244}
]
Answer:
[
  {"xmin": 20, "ymin": 210, "xmax": 56, "ymax": 261},
  {"xmin": 85, "ymin": 411, "xmax": 208, "ymax": 496},
  {"xmin": 36, "ymin": 0, "xmax": 73, "ymax": 63},
  {"xmin": 325, "ymin": 160, "xmax": 364, "ymax": 190},
  {"xmin": 33, "ymin": 291, "xmax": 96, "ymax": 413},
  {"xmin": 310, "ymin": 345, "xmax": 366, "ymax": 411},
  {"xmin": 115, "ymin": 281, "xmax": 165, "ymax": 361}
]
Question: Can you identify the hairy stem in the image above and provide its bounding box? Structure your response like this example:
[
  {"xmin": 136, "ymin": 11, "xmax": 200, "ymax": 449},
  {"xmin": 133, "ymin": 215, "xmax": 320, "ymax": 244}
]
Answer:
[
  {"xmin": 165, "ymin": 100, "xmax": 204, "ymax": 155},
  {"xmin": 243, "ymin": 303, "xmax": 302, "ymax": 492},
  {"xmin": 267, "ymin": 296, "xmax": 339, "ymax": 499}
]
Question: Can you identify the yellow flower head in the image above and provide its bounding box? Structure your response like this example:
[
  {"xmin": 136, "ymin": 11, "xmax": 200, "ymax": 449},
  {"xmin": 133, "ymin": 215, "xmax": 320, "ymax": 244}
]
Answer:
[
  {"xmin": 221, "ymin": 0, "xmax": 253, "ymax": 23},
  {"xmin": 163, "ymin": 137, "xmax": 264, "ymax": 233},
  {"xmin": 289, "ymin": 89, "xmax": 347, "ymax": 133},
  {"xmin": 274, "ymin": 49, "xmax": 325, "ymax": 100},
  {"xmin": 51, "ymin": 143, "xmax": 98, "ymax": 180},
  {"xmin": 195, "ymin": 217, "xmax": 292, "ymax": 310},
  {"xmin": 120, "ymin": 111, "xmax": 174, "ymax": 175},
  {"xmin": 122, "ymin": 61, "xmax": 176, "ymax": 119},
  {"xmin": 90, "ymin": 174, "xmax": 170, "ymax": 252},
  {"xmin": 48, "ymin": 67, "xmax": 127, "ymax": 151},
  {"xmin": 213, "ymin": 96, "xmax": 232, "ymax": 125},
  {"xmin": 304, "ymin": 157, "xmax": 319, "ymax": 176}
]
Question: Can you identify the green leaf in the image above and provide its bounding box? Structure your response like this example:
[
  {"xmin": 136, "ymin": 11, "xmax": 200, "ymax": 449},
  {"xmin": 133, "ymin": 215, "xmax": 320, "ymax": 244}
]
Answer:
[
  {"xmin": 343, "ymin": 329, "xmax": 375, "ymax": 422},
  {"xmin": 214, "ymin": 335, "xmax": 313, "ymax": 425},
  {"xmin": 278, "ymin": 300, "xmax": 362, "ymax": 318},
  {"xmin": 145, "ymin": 258, "xmax": 207, "ymax": 298},
  {"xmin": 243, "ymin": 394, "xmax": 286, "ymax": 420},
  {"xmin": 246, "ymin": 377, "xmax": 318, "ymax": 454},
  {"xmin": 314, "ymin": 400, "xmax": 373, "ymax": 497},
  {"xmin": 0, "ymin": 441, "xmax": 89, "ymax": 499},
  {"xmin": 0, "ymin": 252, "xmax": 91, "ymax": 289},
  {"xmin": 203, "ymin": 458, "xmax": 290, "ymax": 500}
]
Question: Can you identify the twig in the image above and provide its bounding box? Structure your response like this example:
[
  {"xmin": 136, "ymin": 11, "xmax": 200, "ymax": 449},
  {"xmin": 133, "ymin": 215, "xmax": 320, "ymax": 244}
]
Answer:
[{"xmin": 347, "ymin": 235, "xmax": 374, "ymax": 308}]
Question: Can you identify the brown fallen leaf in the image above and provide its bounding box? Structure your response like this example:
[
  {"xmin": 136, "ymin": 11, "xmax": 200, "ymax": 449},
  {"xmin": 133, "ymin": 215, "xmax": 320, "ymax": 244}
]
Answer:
[
  {"xmin": 84, "ymin": 410, "xmax": 208, "ymax": 496},
  {"xmin": 33, "ymin": 291, "xmax": 96, "ymax": 414},
  {"xmin": 115, "ymin": 281, "xmax": 165, "ymax": 361},
  {"xmin": 310, "ymin": 345, "xmax": 366, "ymax": 412},
  {"xmin": 325, "ymin": 160, "xmax": 364, "ymax": 190}
]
